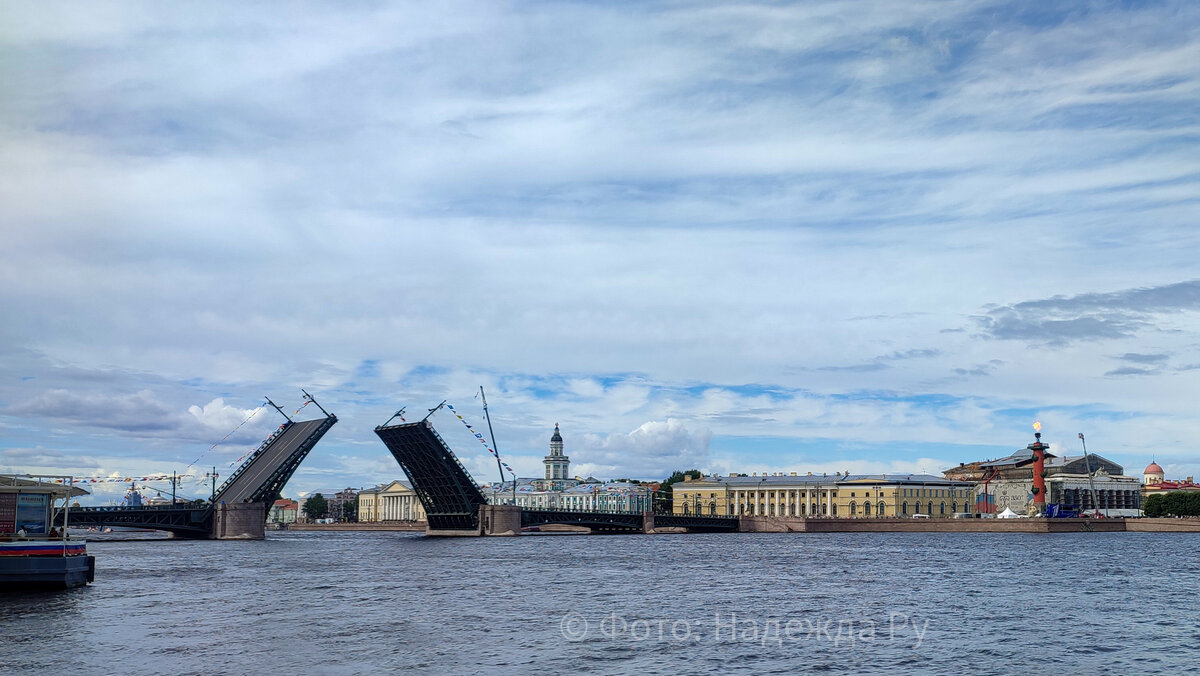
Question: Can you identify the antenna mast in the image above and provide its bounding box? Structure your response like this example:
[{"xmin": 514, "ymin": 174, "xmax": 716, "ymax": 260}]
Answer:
[
  {"xmin": 380, "ymin": 407, "xmax": 407, "ymax": 428},
  {"xmin": 422, "ymin": 400, "xmax": 447, "ymax": 422},
  {"xmin": 1078, "ymin": 432, "xmax": 1102, "ymax": 518},
  {"xmin": 301, "ymin": 389, "xmax": 330, "ymax": 417},
  {"xmin": 265, "ymin": 397, "xmax": 293, "ymax": 423},
  {"xmin": 480, "ymin": 386, "xmax": 504, "ymax": 485}
]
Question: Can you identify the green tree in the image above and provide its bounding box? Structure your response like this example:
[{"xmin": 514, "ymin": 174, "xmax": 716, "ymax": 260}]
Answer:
[
  {"xmin": 1143, "ymin": 494, "xmax": 1164, "ymax": 517},
  {"xmin": 341, "ymin": 497, "xmax": 358, "ymax": 522},
  {"xmin": 1144, "ymin": 491, "xmax": 1200, "ymax": 517},
  {"xmin": 656, "ymin": 469, "xmax": 703, "ymax": 512},
  {"xmin": 304, "ymin": 493, "xmax": 328, "ymax": 520}
]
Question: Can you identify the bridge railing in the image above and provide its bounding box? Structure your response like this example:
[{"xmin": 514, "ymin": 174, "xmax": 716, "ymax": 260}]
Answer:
[
  {"xmin": 74, "ymin": 504, "xmax": 209, "ymax": 512},
  {"xmin": 500, "ymin": 505, "xmax": 739, "ymax": 519},
  {"xmin": 210, "ymin": 421, "xmax": 294, "ymax": 500}
]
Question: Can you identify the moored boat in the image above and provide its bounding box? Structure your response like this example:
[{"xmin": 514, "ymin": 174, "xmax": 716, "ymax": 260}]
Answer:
[{"xmin": 1, "ymin": 475, "xmax": 96, "ymax": 590}]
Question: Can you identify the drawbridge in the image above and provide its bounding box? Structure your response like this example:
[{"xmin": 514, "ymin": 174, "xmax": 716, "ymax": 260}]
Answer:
[
  {"xmin": 374, "ymin": 419, "xmax": 488, "ymax": 532},
  {"xmin": 62, "ymin": 396, "xmax": 337, "ymax": 539},
  {"xmin": 374, "ymin": 410, "xmax": 737, "ymax": 535}
]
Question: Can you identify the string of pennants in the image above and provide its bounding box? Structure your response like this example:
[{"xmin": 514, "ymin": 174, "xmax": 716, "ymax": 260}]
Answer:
[
  {"xmin": 444, "ymin": 403, "xmax": 517, "ymax": 478},
  {"xmin": 50, "ymin": 398, "xmax": 315, "ymax": 488},
  {"xmin": 183, "ymin": 404, "xmax": 266, "ymax": 471},
  {"xmin": 225, "ymin": 423, "xmax": 287, "ymax": 468},
  {"xmin": 50, "ymin": 472, "xmax": 219, "ymax": 485}
]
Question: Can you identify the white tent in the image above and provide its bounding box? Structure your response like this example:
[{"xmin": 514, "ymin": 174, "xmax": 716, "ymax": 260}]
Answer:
[{"xmin": 997, "ymin": 507, "xmax": 1020, "ymax": 519}]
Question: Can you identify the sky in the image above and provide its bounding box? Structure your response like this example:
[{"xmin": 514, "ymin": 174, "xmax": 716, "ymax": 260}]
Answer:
[{"xmin": 2, "ymin": 1, "xmax": 1200, "ymax": 504}]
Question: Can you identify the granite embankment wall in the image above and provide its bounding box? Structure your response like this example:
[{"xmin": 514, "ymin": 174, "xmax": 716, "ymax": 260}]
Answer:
[
  {"xmin": 737, "ymin": 517, "xmax": 1200, "ymax": 533},
  {"xmin": 287, "ymin": 517, "xmax": 1200, "ymax": 534},
  {"xmin": 1125, "ymin": 518, "xmax": 1200, "ymax": 532}
]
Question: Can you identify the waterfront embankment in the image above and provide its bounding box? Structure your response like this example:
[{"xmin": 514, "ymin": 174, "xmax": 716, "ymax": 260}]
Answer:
[
  {"xmin": 736, "ymin": 516, "xmax": 1200, "ymax": 533},
  {"xmin": 292, "ymin": 517, "xmax": 1200, "ymax": 535}
]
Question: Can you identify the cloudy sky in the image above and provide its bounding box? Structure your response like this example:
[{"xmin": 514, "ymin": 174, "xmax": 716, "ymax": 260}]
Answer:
[{"xmin": 3, "ymin": 1, "xmax": 1199, "ymax": 503}]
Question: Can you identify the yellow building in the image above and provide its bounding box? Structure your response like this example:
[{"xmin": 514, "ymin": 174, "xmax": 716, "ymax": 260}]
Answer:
[
  {"xmin": 357, "ymin": 480, "xmax": 426, "ymax": 522},
  {"xmin": 839, "ymin": 476, "xmax": 976, "ymax": 517},
  {"xmin": 672, "ymin": 473, "xmax": 975, "ymax": 518}
]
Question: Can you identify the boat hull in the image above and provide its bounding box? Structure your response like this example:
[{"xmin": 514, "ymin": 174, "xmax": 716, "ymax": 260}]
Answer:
[{"xmin": 0, "ymin": 542, "xmax": 95, "ymax": 590}]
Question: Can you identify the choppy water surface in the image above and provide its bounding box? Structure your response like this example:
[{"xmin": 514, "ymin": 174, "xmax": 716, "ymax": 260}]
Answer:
[{"xmin": 2, "ymin": 531, "xmax": 1198, "ymax": 674}]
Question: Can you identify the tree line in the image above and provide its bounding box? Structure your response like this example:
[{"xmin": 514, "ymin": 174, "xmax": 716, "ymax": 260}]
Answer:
[
  {"xmin": 301, "ymin": 493, "xmax": 357, "ymax": 521},
  {"xmin": 1143, "ymin": 491, "xmax": 1200, "ymax": 517}
]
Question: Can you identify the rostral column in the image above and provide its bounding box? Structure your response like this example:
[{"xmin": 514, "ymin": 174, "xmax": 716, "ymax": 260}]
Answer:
[{"xmin": 1029, "ymin": 424, "xmax": 1048, "ymax": 515}]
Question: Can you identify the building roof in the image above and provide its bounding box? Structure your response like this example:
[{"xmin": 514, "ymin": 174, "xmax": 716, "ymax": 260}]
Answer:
[
  {"xmin": 677, "ymin": 473, "xmax": 973, "ymax": 488},
  {"xmin": 1144, "ymin": 461, "xmax": 1164, "ymax": 475},
  {"xmin": 839, "ymin": 474, "xmax": 973, "ymax": 486},
  {"xmin": 976, "ymin": 447, "xmax": 1058, "ymax": 469},
  {"xmin": 0, "ymin": 475, "xmax": 90, "ymax": 498}
]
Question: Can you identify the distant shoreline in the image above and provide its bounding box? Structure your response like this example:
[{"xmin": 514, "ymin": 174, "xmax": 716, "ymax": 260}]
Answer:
[
  {"xmin": 283, "ymin": 517, "xmax": 1200, "ymax": 535},
  {"xmin": 724, "ymin": 516, "xmax": 1200, "ymax": 534}
]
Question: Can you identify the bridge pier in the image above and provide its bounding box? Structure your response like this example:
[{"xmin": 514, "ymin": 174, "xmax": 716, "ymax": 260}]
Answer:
[
  {"xmin": 480, "ymin": 504, "xmax": 522, "ymax": 536},
  {"xmin": 643, "ymin": 511, "xmax": 654, "ymax": 534},
  {"xmin": 212, "ymin": 503, "xmax": 266, "ymax": 539}
]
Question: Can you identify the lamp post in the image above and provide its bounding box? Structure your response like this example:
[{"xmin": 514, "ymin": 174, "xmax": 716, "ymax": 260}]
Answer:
[{"xmin": 1078, "ymin": 433, "xmax": 1101, "ymax": 517}]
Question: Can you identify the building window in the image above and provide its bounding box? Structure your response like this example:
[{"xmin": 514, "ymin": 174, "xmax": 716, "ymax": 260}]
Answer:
[
  {"xmin": 849, "ymin": 502, "xmax": 857, "ymax": 516},
  {"xmin": 864, "ymin": 502, "xmax": 872, "ymax": 516},
  {"xmin": 683, "ymin": 503, "xmax": 690, "ymax": 515},
  {"xmin": 878, "ymin": 502, "xmax": 886, "ymax": 516},
  {"xmin": 902, "ymin": 502, "xmax": 908, "ymax": 515},
  {"xmin": 940, "ymin": 502, "xmax": 945, "ymax": 515},
  {"xmin": 710, "ymin": 502, "xmax": 716, "ymax": 516}
]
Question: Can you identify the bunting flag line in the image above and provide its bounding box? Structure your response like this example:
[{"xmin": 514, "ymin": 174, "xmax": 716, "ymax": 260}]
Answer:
[
  {"xmin": 444, "ymin": 403, "xmax": 500, "ymax": 459},
  {"xmin": 227, "ymin": 423, "xmax": 288, "ymax": 468},
  {"xmin": 57, "ymin": 471, "xmax": 216, "ymax": 484},
  {"xmin": 293, "ymin": 400, "xmax": 312, "ymax": 416},
  {"xmin": 185, "ymin": 404, "xmax": 266, "ymax": 471}
]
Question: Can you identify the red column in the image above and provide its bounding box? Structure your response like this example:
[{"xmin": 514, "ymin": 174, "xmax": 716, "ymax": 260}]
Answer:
[{"xmin": 1030, "ymin": 433, "xmax": 1048, "ymax": 513}]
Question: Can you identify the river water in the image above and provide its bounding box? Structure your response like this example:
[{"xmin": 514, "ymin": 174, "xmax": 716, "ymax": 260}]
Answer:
[{"xmin": 2, "ymin": 531, "xmax": 1198, "ymax": 674}]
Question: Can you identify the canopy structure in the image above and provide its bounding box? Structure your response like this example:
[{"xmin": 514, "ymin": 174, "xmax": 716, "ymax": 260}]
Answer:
[
  {"xmin": 0, "ymin": 475, "xmax": 90, "ymax": 498},
  {"xmin": 997, "ymin": 507, "xmax": 1021, "ymax": 519}
]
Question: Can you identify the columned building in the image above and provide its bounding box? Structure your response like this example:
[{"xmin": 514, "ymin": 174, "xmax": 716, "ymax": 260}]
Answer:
[
  {"xmin": 670, "ymin": 472, "xmax": 975, "ymax": 518},
  {"xmin": 357, "ymin": 480, "xmax": 426, "ymax": 522},
  {"xmin": 483, "ymin": 479, "xmax": 652, "ymax": 511},
  {"xmin": 543, "ymin": 423, "xmax": 570, "ymax": 481},
  {"xmin": 954, "ymin": 448, "xmax": 1143, "ymax": 516}
]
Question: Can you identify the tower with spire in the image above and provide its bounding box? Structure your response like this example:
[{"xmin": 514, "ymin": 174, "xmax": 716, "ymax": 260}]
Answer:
[{"xmin": 544, "ymin": 423, "xmax": 571, "ymax": 481}]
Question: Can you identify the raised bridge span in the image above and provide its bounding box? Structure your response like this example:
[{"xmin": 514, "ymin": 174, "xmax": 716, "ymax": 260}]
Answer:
[
  {"xmin": 374, "ymin": 416, "xmax": 737, "ymax": 536},
  {"xmin": 62, "ymin": 411, "xmax": 337, "ymax": 539}
]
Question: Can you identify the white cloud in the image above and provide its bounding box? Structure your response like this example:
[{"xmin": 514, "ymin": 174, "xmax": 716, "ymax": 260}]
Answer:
[
  {"xmin": 2, "ymin": 2, "xmax": 1200, "ymax": 490},
  {"xmin": 571, "ymin": 419, "xmax": 712, "ymax": 479}
]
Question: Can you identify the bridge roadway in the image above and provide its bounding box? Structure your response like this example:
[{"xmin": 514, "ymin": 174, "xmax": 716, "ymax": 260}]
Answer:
[{"xmin": 214, "ymin": 417, "xmax": 335, "ymax": 504}]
